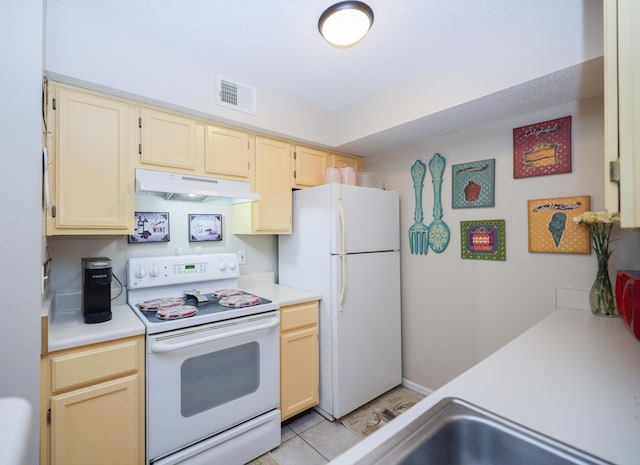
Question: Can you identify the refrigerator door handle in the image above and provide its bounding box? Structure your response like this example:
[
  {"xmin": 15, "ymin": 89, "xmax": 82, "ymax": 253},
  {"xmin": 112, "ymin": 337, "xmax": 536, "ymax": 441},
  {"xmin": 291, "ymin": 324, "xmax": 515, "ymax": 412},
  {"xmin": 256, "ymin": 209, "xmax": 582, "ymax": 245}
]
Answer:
[
  {"xmin": 337, "ymin": 195, "xmax": 346, "ymax": 255},
  {"xmin": 339, "ymin": 255, "xmax": 347, "ymax": 310},
  {"xmin": 337, "ymin": 191, "xmax": 347, "ymax": 310}
]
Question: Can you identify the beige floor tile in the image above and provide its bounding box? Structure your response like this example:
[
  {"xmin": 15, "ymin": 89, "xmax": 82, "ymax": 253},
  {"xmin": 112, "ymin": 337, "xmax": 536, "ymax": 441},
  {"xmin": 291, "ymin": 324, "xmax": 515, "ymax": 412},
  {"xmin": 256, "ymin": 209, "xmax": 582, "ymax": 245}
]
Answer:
[
  {"xmin": 286, "ymin": 410, "xmax": 326, "ymax": 434},
  {"xmin": 300, "ymin": 419, "xmax": 362, "ymax": 460},
  {"xmin": 270, "ymin": 435, "xmax": 328, "ymax": 465}
]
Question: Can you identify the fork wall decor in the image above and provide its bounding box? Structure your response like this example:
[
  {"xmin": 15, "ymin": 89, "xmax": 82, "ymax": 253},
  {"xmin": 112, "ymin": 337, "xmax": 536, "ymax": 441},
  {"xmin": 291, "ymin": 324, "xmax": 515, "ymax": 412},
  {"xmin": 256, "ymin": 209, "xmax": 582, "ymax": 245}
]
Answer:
[{"xmin": 409, "ymin": 160, "xmax": 429, "ymax": 254}]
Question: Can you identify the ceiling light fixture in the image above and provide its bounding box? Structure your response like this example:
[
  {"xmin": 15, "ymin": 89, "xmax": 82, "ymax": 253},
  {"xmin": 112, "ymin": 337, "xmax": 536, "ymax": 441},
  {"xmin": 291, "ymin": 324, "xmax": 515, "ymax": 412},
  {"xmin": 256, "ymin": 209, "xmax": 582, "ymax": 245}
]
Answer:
[{"xmin": 318, "ymin": 1, "xmax": 374, "ymax": 48}]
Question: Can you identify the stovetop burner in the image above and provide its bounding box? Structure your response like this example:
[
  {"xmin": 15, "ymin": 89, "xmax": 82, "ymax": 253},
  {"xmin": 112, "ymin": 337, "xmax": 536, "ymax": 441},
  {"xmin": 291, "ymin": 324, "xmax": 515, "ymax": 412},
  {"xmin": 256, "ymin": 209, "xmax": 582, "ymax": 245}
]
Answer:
[
  {"xmin": 135, "ymin": 292, "xmax": 273, "ymax": 324},
  {"xmin": 127, "ymin": 253, "xmax": 279, "ymax": 334}
]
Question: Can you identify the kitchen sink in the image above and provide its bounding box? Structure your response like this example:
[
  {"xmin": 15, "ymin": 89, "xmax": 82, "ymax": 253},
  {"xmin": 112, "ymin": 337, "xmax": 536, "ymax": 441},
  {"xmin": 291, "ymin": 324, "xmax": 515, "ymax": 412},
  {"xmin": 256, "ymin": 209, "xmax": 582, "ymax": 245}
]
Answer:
[{"xmin": 356, "ymin": 397, "xmax": 612, "ymax": 465}]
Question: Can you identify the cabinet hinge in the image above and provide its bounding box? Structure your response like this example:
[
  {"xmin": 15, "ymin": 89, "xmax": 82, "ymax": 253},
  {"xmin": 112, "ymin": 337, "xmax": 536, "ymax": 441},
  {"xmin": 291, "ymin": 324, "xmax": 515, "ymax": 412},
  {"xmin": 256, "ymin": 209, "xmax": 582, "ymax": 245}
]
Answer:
[
  {"xmin": 52, "ymin": 97, "xmax": 56, "ymax": 111},
  {"xmin": 51, "ymin": 205, "xmax": 56, "ymax": 218},
  {"xmin": 293, "ymin": 170, "xmax": 297, "ymax": 179},
  {"xmin": 609, "ymin": 159, "xmax": 620, "ymax": 183},
  {"xmin": 138, "ymin": 117, "xmax": 142, "ymax": 129},
  {"xmin": 139, "ymin": 143, "xmax": 142, "ymax": 155},
  {"xmin": 293, "ymin": 151, "xmax": 297, "ymax": 160},
  {"xmin": 47, "ymin": 408, "xmax": 51, "ymax": 424}
]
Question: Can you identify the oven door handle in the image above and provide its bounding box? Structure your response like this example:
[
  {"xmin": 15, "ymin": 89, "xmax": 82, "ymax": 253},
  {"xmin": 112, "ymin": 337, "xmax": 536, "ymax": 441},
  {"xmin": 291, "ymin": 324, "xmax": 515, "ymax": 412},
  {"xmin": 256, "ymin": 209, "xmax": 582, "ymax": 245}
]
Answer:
[{"xmin": 149, "ymin": 318, "xmax": 279, "ymax": 353}]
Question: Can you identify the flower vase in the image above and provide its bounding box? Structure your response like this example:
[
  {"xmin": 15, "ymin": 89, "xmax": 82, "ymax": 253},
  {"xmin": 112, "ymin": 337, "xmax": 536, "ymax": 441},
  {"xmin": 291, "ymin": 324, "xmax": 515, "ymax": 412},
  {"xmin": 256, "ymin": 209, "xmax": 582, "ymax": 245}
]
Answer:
[{"xmin": 589, "ymin": 256, "xmax": 617, "ymax": 317}]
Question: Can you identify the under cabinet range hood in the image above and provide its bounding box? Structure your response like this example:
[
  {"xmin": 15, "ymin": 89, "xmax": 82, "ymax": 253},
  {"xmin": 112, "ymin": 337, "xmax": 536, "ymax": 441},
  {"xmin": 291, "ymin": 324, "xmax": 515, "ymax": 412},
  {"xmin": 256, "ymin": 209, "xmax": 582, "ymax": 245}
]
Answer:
[{"xmin": 135, "ymin": 169, "xmax": 260, "ymax": 203}]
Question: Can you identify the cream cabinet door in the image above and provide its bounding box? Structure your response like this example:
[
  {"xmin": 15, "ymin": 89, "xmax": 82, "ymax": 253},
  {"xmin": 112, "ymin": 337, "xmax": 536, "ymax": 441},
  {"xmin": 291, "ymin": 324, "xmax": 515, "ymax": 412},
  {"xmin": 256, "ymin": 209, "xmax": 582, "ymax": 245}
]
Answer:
[
  {"xmin": 140, "ymin": 108, "xmax": 199, "ymax": 171},
  {"xmin": 604, "ymin": 0, "xmax": 640, "ymax": 227},
  {"xmin": 329, "ymin": 153, "xmax": 364, "ymax": 172},
  {"xmin": 205, "ymin": 125, "xmax": 253, "ymax": 179},
  {"xmin": 293, "ymin": 145, "xmax": 327, "ymax": 188},
  {"xmin": 50, "ymin": 375, "xmax": 141, "ymax": 465},
  {"xmin": 280, "ymin": 301, "xmax": 319, "ymax": 420},
  {"xmin": 281, "ymin": 326, "xmax": 319, "ymax": 420},
  {"xmin": 233, "ymin": 136, "xmax": 292, "ymax": 234},
  {"xmin": 50, "ymin": 86, "xmax": 132, "ymax": 233}
]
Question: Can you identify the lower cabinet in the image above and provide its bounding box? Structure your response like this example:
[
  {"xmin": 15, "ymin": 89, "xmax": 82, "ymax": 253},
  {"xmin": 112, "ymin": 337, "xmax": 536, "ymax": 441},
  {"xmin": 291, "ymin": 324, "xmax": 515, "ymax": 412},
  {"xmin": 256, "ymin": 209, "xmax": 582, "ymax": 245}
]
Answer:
[
  {"xmin": 40, "ymin": 336, "xmax": 145, "ymax": 465},
  {"xmin": 280, "ymin": 301, "xmax": 319, "ymax": 420}
]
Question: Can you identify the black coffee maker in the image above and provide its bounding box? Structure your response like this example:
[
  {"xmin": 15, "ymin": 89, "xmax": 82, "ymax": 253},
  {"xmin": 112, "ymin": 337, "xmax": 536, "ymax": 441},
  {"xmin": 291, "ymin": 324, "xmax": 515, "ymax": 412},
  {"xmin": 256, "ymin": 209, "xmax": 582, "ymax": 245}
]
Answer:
[{"xmin": 82, "ymin": 257, "xmax": 113, "ymax": 324}]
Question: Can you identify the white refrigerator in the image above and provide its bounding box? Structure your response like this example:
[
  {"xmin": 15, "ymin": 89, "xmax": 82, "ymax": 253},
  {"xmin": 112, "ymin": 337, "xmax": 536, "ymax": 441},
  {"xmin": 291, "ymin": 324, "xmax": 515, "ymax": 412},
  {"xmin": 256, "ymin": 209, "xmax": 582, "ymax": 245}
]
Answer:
[{"xmin": 278, "ymin": 183, "xmax": 401, "ymax": 420}]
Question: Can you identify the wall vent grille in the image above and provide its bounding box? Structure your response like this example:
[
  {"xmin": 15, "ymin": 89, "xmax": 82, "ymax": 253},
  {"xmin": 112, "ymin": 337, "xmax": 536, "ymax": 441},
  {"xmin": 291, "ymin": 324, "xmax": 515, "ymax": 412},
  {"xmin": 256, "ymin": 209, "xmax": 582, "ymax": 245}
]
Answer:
[{"xmin": 216, "ymin": 76, "xmax": 257, "ymax": 114}]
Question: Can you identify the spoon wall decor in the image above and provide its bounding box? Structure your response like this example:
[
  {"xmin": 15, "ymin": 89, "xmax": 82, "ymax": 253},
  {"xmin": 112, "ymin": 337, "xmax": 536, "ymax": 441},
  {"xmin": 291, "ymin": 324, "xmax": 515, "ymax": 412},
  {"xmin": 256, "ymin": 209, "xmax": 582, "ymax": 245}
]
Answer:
[{"xmin": 427, "ymin": 153, "xmax": 450, "ymax": 253}]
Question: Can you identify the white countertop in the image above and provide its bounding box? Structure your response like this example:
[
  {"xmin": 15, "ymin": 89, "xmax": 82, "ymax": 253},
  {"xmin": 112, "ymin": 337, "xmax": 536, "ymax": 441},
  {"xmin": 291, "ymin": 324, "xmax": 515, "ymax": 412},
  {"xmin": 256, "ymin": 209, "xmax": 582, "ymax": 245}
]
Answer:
[
  {"xmin": 330, "ymin": 308, "xmax": 640, "ymax": 465},
  {"xmin": 46, "ymin": 291, "xmax": 145, "ymax": 352},
  {"xmin": 239, "ymin": 272, "xmax": 321, "ymax": 307},
  {"xmin": 45, "ymin": 280, "xmax": 317, "ymax": 352}
]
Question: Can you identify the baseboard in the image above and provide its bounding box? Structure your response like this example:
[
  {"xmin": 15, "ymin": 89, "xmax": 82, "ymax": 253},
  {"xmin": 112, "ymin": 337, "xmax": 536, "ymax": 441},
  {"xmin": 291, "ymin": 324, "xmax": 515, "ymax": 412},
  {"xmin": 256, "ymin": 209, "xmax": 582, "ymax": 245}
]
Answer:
[{"xmin": 401, "ymin": 378, "xmax": 433, "ymax": 397}]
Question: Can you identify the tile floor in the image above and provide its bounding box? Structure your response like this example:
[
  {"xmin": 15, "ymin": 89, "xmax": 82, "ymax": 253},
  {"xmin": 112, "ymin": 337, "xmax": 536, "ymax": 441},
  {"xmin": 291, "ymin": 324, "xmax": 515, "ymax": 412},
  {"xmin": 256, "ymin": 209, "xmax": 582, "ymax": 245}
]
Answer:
[{"xmin": 248, "ymin": 409, "xmax": 362, "ymax": 465}]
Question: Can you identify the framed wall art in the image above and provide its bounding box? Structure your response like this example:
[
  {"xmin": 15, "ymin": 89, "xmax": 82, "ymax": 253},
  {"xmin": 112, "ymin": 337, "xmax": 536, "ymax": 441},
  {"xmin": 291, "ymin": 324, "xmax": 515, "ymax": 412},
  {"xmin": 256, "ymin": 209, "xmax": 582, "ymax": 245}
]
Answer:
[
  {"xmin": 527, "ymin": 195, "xmax": 590, "ymax": 254},
  {"xmin": 129, "ymin": 212, "xmax": 170, "ymax": 243},
  {"xmin": 460, "ymin": 219, "xmax": 506, "ymax": 261},
  {"xmin": 513, "ymin": 115, "xmax": 571, "ymax": 179},
  {"xmin": 452, "ymin": 158, "xmax": 495, "ymax": 208},
  {"xmin": 189, "ymin": 214, "xmax": 222, "ymax": 242}
]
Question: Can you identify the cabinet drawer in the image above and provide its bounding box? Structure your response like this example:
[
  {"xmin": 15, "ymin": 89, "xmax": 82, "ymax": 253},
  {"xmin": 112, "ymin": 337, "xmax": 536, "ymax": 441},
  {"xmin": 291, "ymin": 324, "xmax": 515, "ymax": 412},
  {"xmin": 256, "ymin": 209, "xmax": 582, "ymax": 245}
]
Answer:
[
  {"xmin": 281, "ymin": 302, "xmax": 319, "ymax": 332},
  {"xmin": 49, "ymin": 338, "xmax": 142, "ymax": 393}
]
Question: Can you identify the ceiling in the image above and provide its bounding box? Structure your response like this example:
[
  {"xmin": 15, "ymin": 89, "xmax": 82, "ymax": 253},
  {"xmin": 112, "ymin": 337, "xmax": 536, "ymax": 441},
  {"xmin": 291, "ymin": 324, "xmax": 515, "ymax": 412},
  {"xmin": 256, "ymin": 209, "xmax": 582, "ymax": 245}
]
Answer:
[{"xmin": 49, "ymin": 0, "xmax": 604, "ymax": 157}]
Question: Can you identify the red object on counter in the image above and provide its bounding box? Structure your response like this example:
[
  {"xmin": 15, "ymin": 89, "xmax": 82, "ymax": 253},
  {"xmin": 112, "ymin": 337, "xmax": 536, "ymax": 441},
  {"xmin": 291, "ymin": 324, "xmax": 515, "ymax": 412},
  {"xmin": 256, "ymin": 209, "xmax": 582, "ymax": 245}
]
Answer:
[{"xmin": 615, "ymin": 270, "xmax": 640, "ymax": 340}]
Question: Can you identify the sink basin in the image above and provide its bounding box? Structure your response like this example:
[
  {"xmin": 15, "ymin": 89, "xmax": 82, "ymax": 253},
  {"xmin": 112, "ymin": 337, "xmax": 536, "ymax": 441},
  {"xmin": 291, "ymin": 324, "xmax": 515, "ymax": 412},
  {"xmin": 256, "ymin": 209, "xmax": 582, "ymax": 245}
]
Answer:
[{"xmin": 356, "ymin": 398, "xmax": 612, "ymax": 465}]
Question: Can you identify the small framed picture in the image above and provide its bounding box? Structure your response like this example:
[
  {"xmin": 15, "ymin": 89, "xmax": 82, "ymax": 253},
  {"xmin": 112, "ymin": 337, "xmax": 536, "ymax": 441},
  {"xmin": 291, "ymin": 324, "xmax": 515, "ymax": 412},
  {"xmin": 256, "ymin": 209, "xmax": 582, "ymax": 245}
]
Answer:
[
  {"xmin": 129, "ymin": 212, "xmax": 170, "ymax": 243},
  {"xmin": 452, "ymin": 158, "xmax": 495, "ymax": 208},
  {"xmin": 460, "ymin": 219, "xmax": 506, "ymax": 261},
  {"xmin": 189, "ymin": 214, "xmax": 222, "ymax": 242}
]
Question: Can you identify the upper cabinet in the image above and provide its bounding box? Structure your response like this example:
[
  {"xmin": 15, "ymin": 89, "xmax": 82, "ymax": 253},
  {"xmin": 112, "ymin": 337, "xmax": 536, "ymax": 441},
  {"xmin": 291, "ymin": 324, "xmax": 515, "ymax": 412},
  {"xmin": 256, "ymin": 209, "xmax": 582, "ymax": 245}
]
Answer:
[
  {"xmin": 328, "ymin": 153, "xmax": 364, "ymax": 172},
  {"xmin": 292, "ymin": 145, "xmax": 327, "ymax": 188},
  {"xmin": 205, "ymin": 125, "xmax": 254, "ymax": 181},
  {"xmin": 604, "ymin": 0, "xmax": 640, "ymax": 227},
  {"xmin": 138, "ymin": 108, "xmax": 202, "ymax": 172},
  {"xmin": 45, "ymin": 82, "xmax": 365, "ymax": 236},
  {"xmin": 233, "ymin": 137, "xmax": 292, "ymax": 234},
  {"xmin": 46, "ymin": 84, "xmax": 133, "ymax": 235}
]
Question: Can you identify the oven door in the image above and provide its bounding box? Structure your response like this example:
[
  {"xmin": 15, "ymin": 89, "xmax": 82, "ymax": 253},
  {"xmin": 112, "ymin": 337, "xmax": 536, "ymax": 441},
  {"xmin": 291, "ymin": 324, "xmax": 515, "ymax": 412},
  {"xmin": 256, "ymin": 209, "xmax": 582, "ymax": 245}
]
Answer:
[{"xmin": 146, "ymin": 311, "xmax": 280, "ymax": 462}]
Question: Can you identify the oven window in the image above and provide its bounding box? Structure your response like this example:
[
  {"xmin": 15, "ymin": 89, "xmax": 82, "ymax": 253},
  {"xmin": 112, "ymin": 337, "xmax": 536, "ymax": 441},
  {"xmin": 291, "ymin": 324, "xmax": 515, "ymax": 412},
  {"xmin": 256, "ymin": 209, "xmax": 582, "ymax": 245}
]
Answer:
[{"xmin": 180, "ymin": 342, "xmax": 260, "ymax": 417}]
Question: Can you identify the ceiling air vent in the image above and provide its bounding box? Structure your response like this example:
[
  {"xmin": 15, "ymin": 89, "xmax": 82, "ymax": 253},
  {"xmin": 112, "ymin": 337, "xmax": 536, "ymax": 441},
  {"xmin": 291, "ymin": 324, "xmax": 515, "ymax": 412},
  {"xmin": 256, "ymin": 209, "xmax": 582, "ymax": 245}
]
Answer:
[{"xmin": 216, "ymin": 76, "xmax": 257, "ymax": 114}]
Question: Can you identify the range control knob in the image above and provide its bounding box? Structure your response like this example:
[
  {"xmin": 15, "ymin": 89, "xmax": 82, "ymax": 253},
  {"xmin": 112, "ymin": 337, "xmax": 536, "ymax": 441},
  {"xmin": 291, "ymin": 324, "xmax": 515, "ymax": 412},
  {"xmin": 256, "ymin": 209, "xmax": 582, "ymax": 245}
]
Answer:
[
  {"xmin": 135, "ymin": 266, "xmax": 147, "ymax": 279},
  {"xmin": 149, "ymin": 266, "xmax": 160, "ymax": 278},
  {"xmin": 228, "ymin": 260, "xmax": 237, "ymax": 271},
  {"xmin": 218, "ymin": 261, "xmax": 227, "ymax": 271}
]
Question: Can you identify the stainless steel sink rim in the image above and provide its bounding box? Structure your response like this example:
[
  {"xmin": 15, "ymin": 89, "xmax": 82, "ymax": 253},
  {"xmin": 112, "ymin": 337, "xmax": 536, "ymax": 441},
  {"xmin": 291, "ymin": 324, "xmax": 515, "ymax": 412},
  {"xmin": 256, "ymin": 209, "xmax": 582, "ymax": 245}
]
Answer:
[{"xmin": 354, "ymin": 397, "xmax": 614, "ymax": 465}]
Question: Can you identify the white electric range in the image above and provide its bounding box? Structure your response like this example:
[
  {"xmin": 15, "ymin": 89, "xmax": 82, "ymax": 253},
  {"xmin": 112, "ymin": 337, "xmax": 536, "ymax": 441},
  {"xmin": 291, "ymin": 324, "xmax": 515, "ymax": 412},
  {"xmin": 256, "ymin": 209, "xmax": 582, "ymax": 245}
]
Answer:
[{"xmin": 127, "ymin": 253, "xmax": 281, "ymax": 465}]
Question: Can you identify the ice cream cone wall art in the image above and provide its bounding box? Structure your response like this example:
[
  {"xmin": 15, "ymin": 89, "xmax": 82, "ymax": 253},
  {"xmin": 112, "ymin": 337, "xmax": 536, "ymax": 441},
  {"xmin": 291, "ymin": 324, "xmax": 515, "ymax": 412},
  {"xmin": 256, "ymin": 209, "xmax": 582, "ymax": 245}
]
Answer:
[{"xmin": 527, "ymin": 195, "xmax": 591, "ymax": 254}]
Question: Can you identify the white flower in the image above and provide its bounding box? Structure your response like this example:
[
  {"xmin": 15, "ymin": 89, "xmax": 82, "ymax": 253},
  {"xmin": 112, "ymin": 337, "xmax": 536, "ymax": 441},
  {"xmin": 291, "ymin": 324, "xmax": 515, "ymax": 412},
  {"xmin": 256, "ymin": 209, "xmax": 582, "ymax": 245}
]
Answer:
[{"xmin": 573, "ymin": 211, "xmax": 620, "ymax": 225}]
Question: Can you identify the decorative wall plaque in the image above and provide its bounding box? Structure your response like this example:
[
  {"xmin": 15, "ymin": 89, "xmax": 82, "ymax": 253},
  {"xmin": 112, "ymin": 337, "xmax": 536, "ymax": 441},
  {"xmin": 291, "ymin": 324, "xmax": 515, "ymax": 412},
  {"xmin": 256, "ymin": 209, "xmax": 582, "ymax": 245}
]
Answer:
[
  {"xmin": 460, "ymin": 219, "xmax": 506, "ymax": 261},
  {"xmin": 513, "ymin": 116, "xmax": 572, "ymax": 179},
  {"xmin": 527, "ymin": 195, "xmax": 590, "ymax": 254},
  {"xmin": 452, "ymin": 158, "xmax": 495, "ymax": 208}
]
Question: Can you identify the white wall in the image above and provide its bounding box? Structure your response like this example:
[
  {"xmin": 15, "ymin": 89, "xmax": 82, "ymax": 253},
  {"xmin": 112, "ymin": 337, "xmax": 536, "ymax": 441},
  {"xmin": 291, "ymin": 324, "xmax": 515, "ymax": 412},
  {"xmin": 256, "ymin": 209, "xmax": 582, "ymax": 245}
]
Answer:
[
  {"xmin": 0, "ymin": 2, "xmax": 44, "ymax": 464},
  {"xmin": 45, "ymin": 2, "xmax": 335, "ymax": 148},
  {"xmin": 47, "ymin": 195, "xmax": 278, "ymax": 302},
  {"xmin": 367, "ymin": 95, "xmax": 640, "ymax": 391}
]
